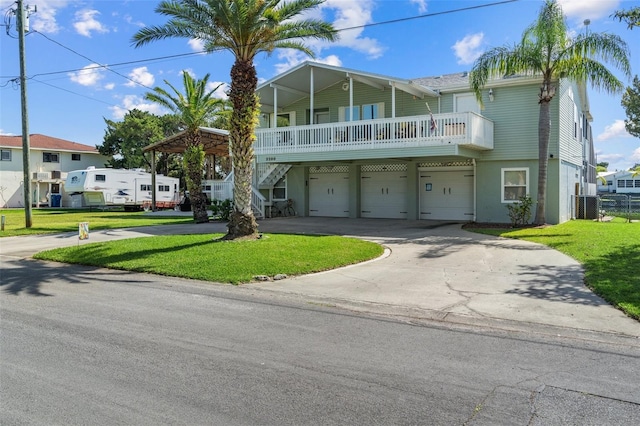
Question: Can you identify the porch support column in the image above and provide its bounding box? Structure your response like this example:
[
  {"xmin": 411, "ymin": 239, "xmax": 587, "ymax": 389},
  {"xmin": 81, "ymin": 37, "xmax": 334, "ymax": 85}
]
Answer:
[
  {"xmin": 151, "ymin": 149, "xmax": 157, "ymax": 211},
  {"xmin": 349, "ymin": 76, "xmax": 354, "ymax": 120},
  {"xmin": 310, "ymin": 66, "xmax": 314, "ymax": 124},
  {"xmin": 273, "ymin": 87, "xmax": 278, "ymax": 128},
  {"xmin": 391, "ymin": 83, "xmax": 396, "ymax": 118}
]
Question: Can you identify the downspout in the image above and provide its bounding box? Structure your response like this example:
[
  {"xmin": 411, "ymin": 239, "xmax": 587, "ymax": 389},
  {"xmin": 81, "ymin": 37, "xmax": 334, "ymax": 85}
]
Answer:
[
  {"xmin": 473, "ymin": 158, "xmax": 477, "ymax": 222},
  {"xmin": 348, "ymin": 75, "xmax": 353, "ymax": 121}
]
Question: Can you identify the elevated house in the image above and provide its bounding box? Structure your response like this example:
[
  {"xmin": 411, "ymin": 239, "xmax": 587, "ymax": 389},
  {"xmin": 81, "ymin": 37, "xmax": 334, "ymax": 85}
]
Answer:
[
  {"xmin": 0, "ymin": 134, "xmax": 109, "ymax": 208},
  {"xmin": 250, "ymin": 61, "xmax": 596, "ymax": 224}
]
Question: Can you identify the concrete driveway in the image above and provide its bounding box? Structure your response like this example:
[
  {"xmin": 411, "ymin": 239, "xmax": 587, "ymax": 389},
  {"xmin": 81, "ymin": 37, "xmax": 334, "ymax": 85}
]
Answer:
[{"xmin": 1, "ymin": 216, "xmax": 638, "ymax": 340}]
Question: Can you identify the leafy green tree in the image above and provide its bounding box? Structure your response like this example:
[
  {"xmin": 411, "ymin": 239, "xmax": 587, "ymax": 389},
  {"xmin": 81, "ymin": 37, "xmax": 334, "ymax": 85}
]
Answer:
[
  {"xmin": 612, "ymin": 7, "xmax": 640, "ymax": 30},
  {"xmin": 145, "ymin": 72, "xmax": 227, "ymax": 223},
  {"xmin": 470, "ymin": 0, "xmax": 631, "ymax": 225},
  {"xmin": 99, "ymin": 109, "xmax": 168, "ymax": 170},
  {"xmin": 132, "ymin": 0, "xmax": 337, "ymax": 239},
  {"xmin": 621, "ymin": 76, "xmax": 640, "ymax": 138},
  {"xmin": 596, "ymin": 161, "xmax": 609, "ymax": 173}
]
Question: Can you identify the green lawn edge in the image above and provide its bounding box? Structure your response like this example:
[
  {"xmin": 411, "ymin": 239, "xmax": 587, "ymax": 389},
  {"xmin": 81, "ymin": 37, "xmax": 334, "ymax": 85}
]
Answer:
[{"xmin": 33, "ymin": 233, "xmax": 385, "ymax": 285}]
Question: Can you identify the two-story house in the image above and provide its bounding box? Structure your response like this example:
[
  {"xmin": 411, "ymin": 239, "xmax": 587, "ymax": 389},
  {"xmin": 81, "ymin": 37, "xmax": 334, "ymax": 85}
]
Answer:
[
  {"xmin": 252, "ymin": 61, "xmax": 596, "ymax": 224},
  {"xmin": 0, "ymin": 134, "xmax": 109, "ymax": 208}
]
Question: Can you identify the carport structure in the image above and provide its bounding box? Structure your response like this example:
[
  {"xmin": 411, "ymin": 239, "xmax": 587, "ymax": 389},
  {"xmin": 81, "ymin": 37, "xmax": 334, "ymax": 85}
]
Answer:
[{"xmin": 142, "ymin": 127, "xmax": 230, "ymax": 210}]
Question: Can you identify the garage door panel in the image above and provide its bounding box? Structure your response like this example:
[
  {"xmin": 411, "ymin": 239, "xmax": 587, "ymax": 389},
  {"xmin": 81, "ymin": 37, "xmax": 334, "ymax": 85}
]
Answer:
[
  {"xmin": 309, "ymin": 173, "xmax": 349, "ymax": 217},
  {"xmin": 419, "ymin": 170, "xmax": 474, "ymax": 221},
  {"xmin": 361, "ymin": 171, "xmax": 407, "ymax": 219}
]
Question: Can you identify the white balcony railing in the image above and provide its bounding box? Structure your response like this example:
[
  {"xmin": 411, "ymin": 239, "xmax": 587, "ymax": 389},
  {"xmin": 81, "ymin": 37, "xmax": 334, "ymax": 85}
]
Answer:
[{"xmin": 255, "ymin": 112, "xmax": 493, "ymax": 155}]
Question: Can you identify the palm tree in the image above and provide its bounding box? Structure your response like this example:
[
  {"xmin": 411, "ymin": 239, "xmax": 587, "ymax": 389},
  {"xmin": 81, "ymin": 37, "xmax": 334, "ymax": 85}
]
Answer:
[
  {"xmin": 132, "ymin": 0, "xmax": 337, "ymax": 239},
  {"xmin": 470, "ymin": 0, "xmax": 631, "ymax": 225},
  {"xmin": 145, "ymin": 71, "xmax": 226, "ymax": 223}
]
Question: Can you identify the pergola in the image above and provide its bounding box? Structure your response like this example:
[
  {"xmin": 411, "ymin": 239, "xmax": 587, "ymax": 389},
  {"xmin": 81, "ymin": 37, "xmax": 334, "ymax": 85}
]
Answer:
[{"xmin": 142, "ymin": 127, "xmax": 230, "ymax": 210}]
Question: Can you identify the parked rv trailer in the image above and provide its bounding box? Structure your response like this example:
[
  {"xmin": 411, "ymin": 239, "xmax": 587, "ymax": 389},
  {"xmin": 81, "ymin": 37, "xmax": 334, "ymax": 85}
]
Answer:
[{"xmin": 64, "ymin": 167, "xmax": 180, "ymax": 211}]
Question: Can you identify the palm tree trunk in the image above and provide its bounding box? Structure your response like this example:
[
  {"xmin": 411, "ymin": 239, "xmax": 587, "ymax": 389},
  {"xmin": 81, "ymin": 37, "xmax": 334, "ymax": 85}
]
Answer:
[
  {"xmin": 226, "ymin": 58, "xmax": 259, "ymax": 239},
  {"xmin": 184, "ymin": 140, "xmax": 209, "ymax": 224},
  {"xmin": 534, "ymin": 99, "xmax": 552, "ymax": 225}
]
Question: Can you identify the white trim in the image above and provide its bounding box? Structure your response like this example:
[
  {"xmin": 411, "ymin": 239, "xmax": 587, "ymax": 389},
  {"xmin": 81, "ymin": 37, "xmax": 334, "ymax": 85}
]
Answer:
[{"xmin": 501, "ymin": 167, "xmax": 529, "ymax": 203}]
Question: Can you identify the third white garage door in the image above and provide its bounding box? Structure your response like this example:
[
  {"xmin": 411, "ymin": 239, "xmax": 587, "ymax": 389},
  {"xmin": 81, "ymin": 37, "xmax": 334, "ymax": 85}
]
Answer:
[
  {"xmin": 419, "ymin": 169, "xmax": 474, "ymax": 221},
  {"xmin": 360, "ymin": 165, "xmax": 407, "ymax": 219}
]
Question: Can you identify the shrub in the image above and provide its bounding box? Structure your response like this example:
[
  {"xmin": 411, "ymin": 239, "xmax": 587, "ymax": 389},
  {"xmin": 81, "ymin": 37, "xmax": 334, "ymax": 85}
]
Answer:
[
  {"xmin": 210, "ymin": 199, "xmax": 233, "ymax": 221},
  {"xmin": 506, "ymin": 195, "xmax": 533, "ymax": 227}
]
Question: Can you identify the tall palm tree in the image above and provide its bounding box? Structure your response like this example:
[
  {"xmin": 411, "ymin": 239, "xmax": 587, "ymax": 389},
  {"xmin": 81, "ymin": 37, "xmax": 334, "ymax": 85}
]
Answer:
[
  {"xmin": 132, "ymin": 0, "xmax": 337, "ymax": 239},
  {"xmin": 145, "ymin": 71, "xmax": 226, "ymax": 223},
  {"xmin": 470, "ymin": 0, "xmax": 631, "ymax": 224}
]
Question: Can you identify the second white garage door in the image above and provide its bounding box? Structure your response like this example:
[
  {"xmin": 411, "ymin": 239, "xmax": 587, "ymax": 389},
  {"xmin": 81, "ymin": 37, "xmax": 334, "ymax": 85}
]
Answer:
[
  {"xmin": 419, "ymin": 169, "xmax": 474, "ymax": 221},
  {"xmin": 361, "ymin": 165, "xmax": 407, "ymax": 219}
]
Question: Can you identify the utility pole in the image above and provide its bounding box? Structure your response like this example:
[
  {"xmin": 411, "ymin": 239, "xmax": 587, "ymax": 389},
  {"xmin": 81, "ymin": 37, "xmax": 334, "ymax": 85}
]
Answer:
[{"xmin": 16, "ymin": 0, "xmax": 35, "ymax": 227}]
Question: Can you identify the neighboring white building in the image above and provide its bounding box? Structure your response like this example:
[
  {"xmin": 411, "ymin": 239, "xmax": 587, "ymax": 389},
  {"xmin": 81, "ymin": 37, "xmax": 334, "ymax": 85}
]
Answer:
[
  {"xmin": 597, "ymin": 170, "xmax": 640, "ymax": 194},
  {"xmin": 0, "ymin": 134, "xmax": 109, "ymax": 208}
]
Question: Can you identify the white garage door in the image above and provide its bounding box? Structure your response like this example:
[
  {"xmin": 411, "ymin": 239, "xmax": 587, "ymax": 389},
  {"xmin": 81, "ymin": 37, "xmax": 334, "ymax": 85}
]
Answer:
[
  {"xmin": 309, "ymin": 167, "xmax": 349, "ymax": 217},
  {"xmin": 419, "ymin": 169, "xmax": 474, "ymax": 221},
  {"xmin": 361, "ymin": 165, "xmax": 407, "ymax": 219}
]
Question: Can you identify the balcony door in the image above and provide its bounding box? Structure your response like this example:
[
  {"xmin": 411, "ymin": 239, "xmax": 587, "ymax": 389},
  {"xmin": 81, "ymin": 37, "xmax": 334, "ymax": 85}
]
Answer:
[{"xmin": 454, "ymin": 93, "xmax": 480, "ymax": 113}]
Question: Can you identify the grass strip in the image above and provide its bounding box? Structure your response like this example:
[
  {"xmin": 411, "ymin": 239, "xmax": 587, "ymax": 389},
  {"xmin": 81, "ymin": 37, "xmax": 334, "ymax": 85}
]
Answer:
[{"xmin": 0, "ymin": 209, "xmax": 193, "ymax": 237}]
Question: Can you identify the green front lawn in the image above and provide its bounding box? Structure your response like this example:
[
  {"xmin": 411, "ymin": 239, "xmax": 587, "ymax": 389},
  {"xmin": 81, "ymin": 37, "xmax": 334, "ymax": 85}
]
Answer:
[
  {"xmin": 466, "ymin": 218, "xmax": 640, "ymax": 320},
  {"xmin": 34, "ymin": 233, "xmax": 384, "ymax": 284},
  {"xmin": 0, "ymin": 209, "xmax": 193, "ymax": 237}
]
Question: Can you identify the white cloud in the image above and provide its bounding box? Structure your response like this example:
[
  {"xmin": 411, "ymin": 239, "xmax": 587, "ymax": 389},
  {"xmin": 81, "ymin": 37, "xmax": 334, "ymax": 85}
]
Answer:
[
  {"xmin": 596, "ymin": 119, "xmax": 632, "ymax": 141},
  {"xmin": 410, "ymin": 0, "xmax": 428, "ymax": 14},
  {"xmin": 6, "ymin": 0, "xmax": 73, "ymax": 34},
  {"xmin": 274, "ymin": 50, "xmax": 342, "ymax": 75},
  {"xmin": 123, "ymin": 14, "xmax": 145, "ymax": 28},
  {"xmin": 207, "ymin": 81, "xmax": 229, "ymax": 100},
  {"xmin": 110, "ymin": 95, "xmax": 165, "ymax": 120},
  {"xmin": 180, "ymin": 69, "xmax": 197, "ymax": 78},
  {"xmin": 321, "ymin": 0, "xmax": 384, "ymax": 59},
  {"xmin": 452, "ymin": 33, "xmax": 485, "ymax": 65},
  {"xmin": 188, "ymin": 38, "xmax": 206, "ymax": 53},
  {"xmin": 73, "ymin": 9, "xmax": 109, "ymax": 37},
  {"xmin": 632, "ymin": 147, "xmax": 640, "ymax": 163},
  {"xmin": 557, "ymin": 0, "xmax": 619, "ymax": 22},
  {"xmin": 0, "ymin": 129, "xmax": 16, "ymax": 136},
  {"xmin": 126, "ymin": 67, "xmax": 155, "ymax": 87},
  {"xmin": 104, "ymin": 83, "xmax": 115, "ymax": 90},
  {"xmin": 68, "ymin": 63, "xmax": 105, "ymax": 86}
]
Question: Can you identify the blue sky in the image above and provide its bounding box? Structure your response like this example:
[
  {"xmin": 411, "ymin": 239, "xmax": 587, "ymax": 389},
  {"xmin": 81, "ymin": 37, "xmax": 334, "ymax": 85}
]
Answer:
[{"xmin": 1, "ymin": 0, "xmax": 638, "ymax": 171}]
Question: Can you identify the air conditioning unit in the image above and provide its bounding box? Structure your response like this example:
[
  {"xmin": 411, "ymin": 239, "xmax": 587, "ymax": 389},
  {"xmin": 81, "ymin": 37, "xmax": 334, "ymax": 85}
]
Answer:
[
  {"xmin": 52, "ymin": 170, "xmax": 61, "ymax": 179},
  {"xmin": 32, "ymin": 172, "xmax": 49, "ymax": 180}
]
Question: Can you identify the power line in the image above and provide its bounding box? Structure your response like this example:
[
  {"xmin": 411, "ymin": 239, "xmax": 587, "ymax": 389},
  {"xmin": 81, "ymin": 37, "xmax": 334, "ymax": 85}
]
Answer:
[
  {"xmin": 2, "ymin": 0, "xmax": 519, "ymax": 81},
  {"xmin": 32, "ymin": 30, "xmax": 155, "ymax": 89}
]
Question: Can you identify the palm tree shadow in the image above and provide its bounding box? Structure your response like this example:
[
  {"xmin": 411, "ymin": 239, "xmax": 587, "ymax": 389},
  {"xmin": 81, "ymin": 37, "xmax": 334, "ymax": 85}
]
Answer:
[{"xmin": 0, "ymin": 258, "xmax": 155, "ymax": 297}]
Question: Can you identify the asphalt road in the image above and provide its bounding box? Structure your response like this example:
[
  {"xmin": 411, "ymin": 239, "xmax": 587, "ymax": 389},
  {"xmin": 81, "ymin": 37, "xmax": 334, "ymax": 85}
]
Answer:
[{"xmin": 1, "ymin": 257, "xmax": 639, "ymax": 425}]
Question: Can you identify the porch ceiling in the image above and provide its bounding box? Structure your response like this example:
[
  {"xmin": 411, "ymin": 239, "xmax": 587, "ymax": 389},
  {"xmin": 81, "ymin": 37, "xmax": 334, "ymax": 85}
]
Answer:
[
  {"xmin": 143, "ymin": 127, "xmax": 229, "ymax": 156},
  {"xmin": 257, "ymin": 61, "xmax": 439, "ymax": 113}
]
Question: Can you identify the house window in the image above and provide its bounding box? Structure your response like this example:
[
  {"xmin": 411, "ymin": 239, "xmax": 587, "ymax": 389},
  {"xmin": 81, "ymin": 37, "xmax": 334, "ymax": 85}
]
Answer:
[
  {"xmin": 1, "ymin": 149, "xmax": 11, "ymax": 161},
  {"xmin": 141, "ymin": 184, "xmax": 152, "ymax": 191},
  {"xmin": 339, "ymin": 103, "xmax": 384, "ymax": 122},
  {"xmin": 273, "ymin": 176, "xmax": 287, "ymax": 200},
  {"xmin": 72, "ymin": 153, "xmax": 81, "ymax": 161},
  {"xmin": 43, "ymin": 152, "xmax": 60, "ymax": 163},
  {"xmin": 95, "ymin": 174, "xmax": 106, "ymax": 182},
  {"xmin": 158, "ymin": 185, "xmax": 170, "ymax": 192},
  {"xmin": 501, "ymin": 168, "xmax": 529, "ymax": 202}
]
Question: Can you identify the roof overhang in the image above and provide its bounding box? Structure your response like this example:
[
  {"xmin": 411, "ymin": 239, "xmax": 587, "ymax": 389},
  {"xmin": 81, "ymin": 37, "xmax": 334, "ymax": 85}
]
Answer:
[
  {"xmin": 257, "ymin": 61, "xmax": 439, "ymax": 113},
  {"xmin": 143, "ymin": 127, "xmax": 230, "ymax": 156}
]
